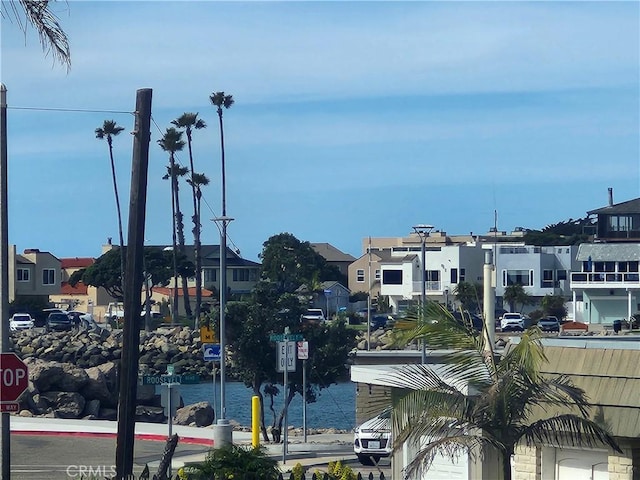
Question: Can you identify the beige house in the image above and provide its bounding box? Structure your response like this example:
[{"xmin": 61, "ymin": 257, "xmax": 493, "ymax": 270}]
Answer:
[{"xmin": 9, "ymin": 246, "xmax": 61, "ymax": 303}]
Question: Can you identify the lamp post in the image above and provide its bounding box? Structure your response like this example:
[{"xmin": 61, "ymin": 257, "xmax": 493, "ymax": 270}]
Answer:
[{"xmin": 412, "ymin": 224, "xmax": 434, "ymax": 363}]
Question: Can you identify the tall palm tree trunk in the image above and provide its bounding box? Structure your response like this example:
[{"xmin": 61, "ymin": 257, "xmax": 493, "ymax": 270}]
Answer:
[
  {"xmin": 174, "ymin": 177, "xmax": 193, "ymax": 319},
  {"xmin": 170, "ymin": 157, "xmax": 179, "ymax": 322},
  {"xmin": 186, "ymin": 136, "xmax": 201, "ymax": 327},
  {"xmin": 193, "ymin": 188, "xmax": 202, "ymax": 327},
  {"xmin": 218, "ymin": 112, "xmax": 227, "ymax": 217},
  {"xmin": 108, "ymin": 139, "xmax": 126, "ymax": 296}
]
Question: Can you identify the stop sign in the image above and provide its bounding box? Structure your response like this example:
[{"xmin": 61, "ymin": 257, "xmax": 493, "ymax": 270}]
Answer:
[{"xmin": 0, "ymin": 353, "xmax": 29, "ymax": 402}]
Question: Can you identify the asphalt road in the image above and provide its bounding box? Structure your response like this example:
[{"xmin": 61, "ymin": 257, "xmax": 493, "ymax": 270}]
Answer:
[
  {"xmin": 9, "ymin": 434, "xmax": 391, "ymax": 480},
  {"xmin": 9, "ymin": 434, "xmax": 210, "ymax": 480}
]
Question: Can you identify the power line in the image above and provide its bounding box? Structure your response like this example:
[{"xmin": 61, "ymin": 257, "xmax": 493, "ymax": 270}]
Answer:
[{"xmin": 7, "ymin": 106, "xmax": 134, "ymax": 115}]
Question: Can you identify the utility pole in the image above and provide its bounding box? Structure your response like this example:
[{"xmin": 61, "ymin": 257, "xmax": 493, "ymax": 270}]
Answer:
[
  {"xmin": 115, "ymin": 88, "xmax": 152, "ymax": 479},
  {"xmin": 0, "ymin": 83, "xmax": 11, "ymax": 480},
  {"xmin": 413, "ymin": 224, "xmax": 434, "ymax": 364}
]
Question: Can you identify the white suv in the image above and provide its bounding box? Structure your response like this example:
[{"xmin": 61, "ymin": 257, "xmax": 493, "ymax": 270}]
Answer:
[
  {"xmin": 501, "ymin": 312, "xmax": 525, "ymax": 331},
  {"xmin": 354, "ymin": 409, "xmax": 392, "ymax": 466},
  {"xmin": 300, "ymin": 308, "xmax": 326, "ymax": 323}
]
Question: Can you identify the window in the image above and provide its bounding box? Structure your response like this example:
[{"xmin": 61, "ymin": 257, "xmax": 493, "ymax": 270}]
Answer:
[
  {"xmin": 374, "ymin": 269, "xmax": 380, "ymax": 281},
  {"xmin": 543, "ymin": 270, "xmax": 553, "ymax": 281},
  {"xmin": 233, "ymin": 268, "xmax": 257, "ymax": 282},
  {"xmin": 17, "ymin": 268, "xmax": 29, "ymax": 282},
  {"xmin": 502, "ymin": 269, "xmax": 533, "ymax": 287},
  {"xmin": 42, "ymin": 269, "xmax": 55, "ymax": 285},
  {"xmin": 630, "ymin": 261, "xmax": 639, "ymax": 273},
  {"xmin": 356, "ymin": 269, "xmax": 365, "ymax": 282},
  {"xmin": 460, "ymin": 268, "xmax": 466, "ymax": 282},
  {"xmin": 204, "ymin": 268, "xmax": 217, "ymax": 283},
  {"xmin": 382, "ymin": 270, "xmax": 402, "ymax": 285},
  {"xmin": 557, "ymin": 270, "xmax": 567, "ymax": 281},
  {"xmin": 451, "ymin": 268, "xmax": 458, "ymax": 284}
]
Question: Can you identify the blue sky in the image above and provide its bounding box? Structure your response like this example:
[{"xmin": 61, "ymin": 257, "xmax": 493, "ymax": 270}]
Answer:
[{"xmin": 1, "ymin": 1, "xmax": 639, "ymax": 262}]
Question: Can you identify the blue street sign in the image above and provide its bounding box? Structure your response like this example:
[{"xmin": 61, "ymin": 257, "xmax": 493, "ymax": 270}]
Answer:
[{"xmin": 203, "ymin": 343, "xmax": 221, "ymax": 361}]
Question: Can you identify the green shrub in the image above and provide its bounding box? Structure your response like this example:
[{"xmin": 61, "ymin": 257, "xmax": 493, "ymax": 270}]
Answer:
[{"xmin": 182, "ymin": 444, "xmax": 280, "ymax": 480}]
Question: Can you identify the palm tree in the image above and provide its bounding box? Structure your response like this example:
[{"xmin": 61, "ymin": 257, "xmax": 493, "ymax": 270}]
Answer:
[
  {"xmin": 7, "ymin": 0, "xmax": 71, "ymax": 70},
  {"xmin": 158, "ymin": 128, "xmax": 186, "ymax": 322},
  {"xmin": 187, "ymin": 171, "xmax": 210, "ymax": 327},
  {"xmin": 504, "ymin": 283, "xmax": 532, "ymax": 312},
  {"xmin": 172, "ymin": 113, "xmax": 207, "ymax": 327},
  {"xmin": 389, "ymin": 302, "xmax": 620, "ymax": 480},
  {"xmin": 209, "ymin": 92, "xmax": 234, "ymax": 218},
  {"xmin": 95, "ymin": 120, "xmax": 126, "ymax": 295}
]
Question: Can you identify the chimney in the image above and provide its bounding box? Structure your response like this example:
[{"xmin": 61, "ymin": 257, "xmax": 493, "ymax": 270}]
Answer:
[{"xmin": 608, "ymin": 187, "xmax": 613, "ymax": 206}]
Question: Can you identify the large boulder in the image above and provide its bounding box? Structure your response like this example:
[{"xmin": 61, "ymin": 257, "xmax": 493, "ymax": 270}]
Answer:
[
  {"xmin": 81, "ymin": 366, "xmax": 116, "ymax": 407},
  {"xmin": 39, "ymin": 391, "xmax": 86, "ymax": 419},
  {"xmin": 174, "ymin": 402, "xmax": 214, "ymax": 427}
]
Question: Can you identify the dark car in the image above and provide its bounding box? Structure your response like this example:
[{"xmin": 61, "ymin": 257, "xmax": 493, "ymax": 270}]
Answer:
[
  {"xmin": 370, "ymin": 314, "xmax": 391, "ymax": 330},
  {"xmin": 46, "ymin": 312, "xmax": 74, "ymax": 332},
  {"xmin": 537, "ymin": 316, "xmax": 560, "ymax": 332}
]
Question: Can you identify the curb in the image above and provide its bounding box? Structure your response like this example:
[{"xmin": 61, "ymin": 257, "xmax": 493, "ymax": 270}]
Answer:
[{"xmin": 12, "ymin": 430, "xmax": 214, "ymax": 446}]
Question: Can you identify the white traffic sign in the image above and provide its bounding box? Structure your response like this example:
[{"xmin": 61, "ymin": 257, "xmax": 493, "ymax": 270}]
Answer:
[
  {"xmin": 277, "ymin": 341, "xmax": 296, "ymax": 372},
  {"xmin": 297, "ymin": 341, "xmax": 309, "ymax": 360}
]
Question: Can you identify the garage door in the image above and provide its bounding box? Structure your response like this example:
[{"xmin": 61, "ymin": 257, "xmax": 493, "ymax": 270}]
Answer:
[
  {"xmin": 402, "ymin": 442, "xmax": 468, "ymax": 480},
  {"xmin": 556, "ymin": 448, "xmax": 608, "ymax": 480}
]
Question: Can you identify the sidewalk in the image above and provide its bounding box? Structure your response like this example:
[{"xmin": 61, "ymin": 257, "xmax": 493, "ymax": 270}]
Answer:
[{"xmin": 9, "ymin": 416, "xmax": 354, "ymax": 472}]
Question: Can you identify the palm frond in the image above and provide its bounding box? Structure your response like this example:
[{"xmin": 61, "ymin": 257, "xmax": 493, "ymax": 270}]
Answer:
[
  {"xmin": 16, "ymin": 0, "xmax": 71, "ymax": 71},
  {"xmin": 521, "ymin": 414, "xmax": 621, "ymax": 453}
]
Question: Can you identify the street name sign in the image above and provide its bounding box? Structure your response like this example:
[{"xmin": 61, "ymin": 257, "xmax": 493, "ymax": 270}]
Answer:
[
  {"xmin": 270, "ymin": 333, "xmax": 303, "ymax": 342},
  {"xmin": 0, "ymin": 352, "xmax": 29, "ymax": 403}
]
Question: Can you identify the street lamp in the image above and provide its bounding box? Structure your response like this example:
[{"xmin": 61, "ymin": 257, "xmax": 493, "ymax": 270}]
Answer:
[{"xmin": 412, "ymin": 224, "xmax": 434, "ymax": 363}]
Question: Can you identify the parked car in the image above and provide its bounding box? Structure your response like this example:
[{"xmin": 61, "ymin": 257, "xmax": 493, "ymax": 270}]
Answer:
[
  {"xmin": 354, "ymin": 408, "xmax": 393, "ymax": 466},
  {"xmin": 537, "ymin": 316, "xmax": 560, "ymax": 332},
  {"xmin": 46, "ymin": 312, "xmax": 74, "ymax": 332},
  {"xmin": 300, "ymin": 308, "xmax": 326, "ymax": 323},
  {"xmin": 370, "ymin": 314, "xmax": 391, "ymax": 330},
  {"xmin": 500, "ymin": 312, "xmax": 525, "ymax": 332},
  {"xmin": 355, "ymin": 308, "xmax": 376, "ymax": 320},
  {"xmin": 9, "ymin": 313, "xmax": 34, "ymax": 331}
]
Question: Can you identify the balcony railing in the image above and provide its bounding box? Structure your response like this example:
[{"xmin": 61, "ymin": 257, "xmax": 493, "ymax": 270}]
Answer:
[
  {"xmin": 570, "ymin": 272, "xmax": 640, "ymax": 285},
  {"xmin": 412, "ymin": 281, "xmax": 442, "ymax": 293}
]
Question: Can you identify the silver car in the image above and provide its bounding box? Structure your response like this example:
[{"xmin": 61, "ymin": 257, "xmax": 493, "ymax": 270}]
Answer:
[{"xmin": 9, "ymin": 313, "xmax": 34, "ymax": 331}]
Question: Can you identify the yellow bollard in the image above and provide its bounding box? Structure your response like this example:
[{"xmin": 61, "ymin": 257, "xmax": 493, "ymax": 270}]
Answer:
[{"xmin": 252, "ymin": 395, "xmax": 260, "ymax": 447}]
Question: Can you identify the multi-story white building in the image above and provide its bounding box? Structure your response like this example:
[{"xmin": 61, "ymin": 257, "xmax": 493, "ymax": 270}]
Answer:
[{"xmin": 375, "ymin": 231, "xmax": 486, "ymax": 313}]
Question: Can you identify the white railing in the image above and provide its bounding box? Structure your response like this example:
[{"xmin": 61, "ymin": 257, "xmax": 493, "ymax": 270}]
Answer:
[
  {"xmin": 570, "ymin": 272, "xmax": 640, "ymax": 285},
  {"xmin": 412, "ymin": 281, "xmax": 442, "ymax": 293}
]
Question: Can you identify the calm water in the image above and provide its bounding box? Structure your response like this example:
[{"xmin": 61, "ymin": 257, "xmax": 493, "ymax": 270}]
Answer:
[{"xmin": 180, "ymin": 380, "xmax": 356, "ymax": 431}]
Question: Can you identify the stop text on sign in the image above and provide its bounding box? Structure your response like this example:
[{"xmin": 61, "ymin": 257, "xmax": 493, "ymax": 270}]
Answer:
[{"xmin": 0, "ymin": 366, "xmax": 27, "ymax": 386}]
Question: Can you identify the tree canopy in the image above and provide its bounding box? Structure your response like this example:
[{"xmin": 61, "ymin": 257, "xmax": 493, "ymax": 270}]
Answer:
[
  {"xmin": 258, "ymin": 233, "xmax": 344, "ymax": 292},
  {"xmin": 226, "ymin": 277, "xmax": 356, "ymax": 440},
  {"xmin": 69, "ymin": 247, "xmax": 194, "ymax": 301},
  {"xmin": 523, "ymin": 217, "xmax": 594, "ymax": 246}
]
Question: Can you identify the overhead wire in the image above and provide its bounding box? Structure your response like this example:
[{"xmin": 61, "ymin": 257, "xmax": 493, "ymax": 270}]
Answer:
[{"xmin": 7, "ymin": 103, "xmax": 242, "ymax": 256}]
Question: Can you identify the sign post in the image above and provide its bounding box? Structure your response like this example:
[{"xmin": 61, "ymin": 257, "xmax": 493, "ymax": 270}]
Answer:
[
  {"xmin": 269, "ymin": 328, "xmax": 305, "ymax": 464},
  {"xmin": 297, "ymin": 341, "xmax": 309, "ymax": 442}
]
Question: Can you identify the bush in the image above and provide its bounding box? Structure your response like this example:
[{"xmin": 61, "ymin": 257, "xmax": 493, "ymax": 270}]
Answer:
[{"xmin": 182, "ymin": 444, "xmax": 280, "ymax": 480}]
